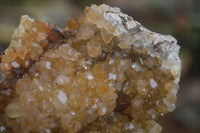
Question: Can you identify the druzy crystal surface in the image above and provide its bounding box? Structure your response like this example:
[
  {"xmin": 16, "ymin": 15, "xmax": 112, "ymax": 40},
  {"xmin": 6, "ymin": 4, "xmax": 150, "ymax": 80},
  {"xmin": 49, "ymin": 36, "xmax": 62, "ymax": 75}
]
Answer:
[{"xmin": 0, "ymin": 4, "xmax": 181, "ymax": 133}]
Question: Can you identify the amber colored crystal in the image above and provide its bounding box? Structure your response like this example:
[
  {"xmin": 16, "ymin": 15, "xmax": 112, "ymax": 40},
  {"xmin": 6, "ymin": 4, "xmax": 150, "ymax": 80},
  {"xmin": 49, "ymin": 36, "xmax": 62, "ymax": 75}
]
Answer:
[{"xmin": 0, "ymin": 4, "xmax": 181, "ymax": 133}]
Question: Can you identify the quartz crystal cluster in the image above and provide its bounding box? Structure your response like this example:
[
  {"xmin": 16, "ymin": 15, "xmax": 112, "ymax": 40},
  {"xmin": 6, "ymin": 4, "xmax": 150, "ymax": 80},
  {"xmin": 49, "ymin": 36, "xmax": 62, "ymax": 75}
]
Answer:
[{"xmin": 0, "ymin": 4, "xmax": 181, "ymax": 133}]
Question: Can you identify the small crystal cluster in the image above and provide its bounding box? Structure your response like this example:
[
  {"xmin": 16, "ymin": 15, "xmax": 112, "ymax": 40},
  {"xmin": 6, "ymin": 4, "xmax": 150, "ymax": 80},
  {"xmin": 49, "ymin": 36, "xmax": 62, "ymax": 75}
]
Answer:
[{"xmin": 0, "ymin": 4, "xmax": 181, "ymax": 133}]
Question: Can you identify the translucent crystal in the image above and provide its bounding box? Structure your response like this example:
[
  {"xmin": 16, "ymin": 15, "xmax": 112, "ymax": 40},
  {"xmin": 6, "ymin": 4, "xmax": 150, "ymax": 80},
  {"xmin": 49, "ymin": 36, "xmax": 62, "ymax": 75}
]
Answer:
[{"xmin": 0, "ymin": 4, "xmax": 181, "ymax": 133}]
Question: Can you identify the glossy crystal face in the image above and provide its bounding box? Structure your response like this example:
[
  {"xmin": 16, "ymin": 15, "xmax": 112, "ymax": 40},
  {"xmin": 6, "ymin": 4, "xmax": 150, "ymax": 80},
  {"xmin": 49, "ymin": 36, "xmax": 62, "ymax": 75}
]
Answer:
[{"xmin": 0, "ymin": 4, "xmax": 181, "ymax": 133}]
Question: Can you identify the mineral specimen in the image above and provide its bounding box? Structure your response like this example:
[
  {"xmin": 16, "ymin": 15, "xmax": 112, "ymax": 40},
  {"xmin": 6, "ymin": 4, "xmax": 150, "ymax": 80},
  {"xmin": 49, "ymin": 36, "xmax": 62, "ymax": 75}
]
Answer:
[{"xmin": 0, "ymin": 4, "xmax": 181, "ymax": 133}]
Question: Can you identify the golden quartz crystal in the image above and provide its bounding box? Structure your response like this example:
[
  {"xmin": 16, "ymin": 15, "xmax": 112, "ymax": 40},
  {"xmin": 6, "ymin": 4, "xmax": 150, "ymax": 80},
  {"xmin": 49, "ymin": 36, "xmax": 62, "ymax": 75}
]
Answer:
[{"xmin": 0, "ymin": 4, "xmax": 181, "ymax": 133}]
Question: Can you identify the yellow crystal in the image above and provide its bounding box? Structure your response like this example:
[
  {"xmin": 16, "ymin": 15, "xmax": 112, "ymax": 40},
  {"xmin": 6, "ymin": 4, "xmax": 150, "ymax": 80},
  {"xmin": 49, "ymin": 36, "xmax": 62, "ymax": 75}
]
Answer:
[{"xmin": 0, "ymin": 4, "xmax": 181, "ymax": 133}]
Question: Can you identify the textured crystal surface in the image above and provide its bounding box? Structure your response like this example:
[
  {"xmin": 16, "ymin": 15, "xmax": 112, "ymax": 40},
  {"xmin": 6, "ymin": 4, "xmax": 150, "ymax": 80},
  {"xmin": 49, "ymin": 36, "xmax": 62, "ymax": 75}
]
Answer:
[{"xmin": 0, "ymin": 4, "xmax": 181, "ymax": 133}]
